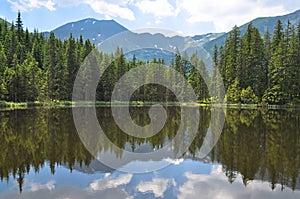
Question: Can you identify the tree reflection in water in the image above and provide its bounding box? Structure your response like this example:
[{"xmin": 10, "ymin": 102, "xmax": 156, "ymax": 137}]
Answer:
[{"xmin": 0, "ymin": 107, "xmax": 299, "ymax": 192}]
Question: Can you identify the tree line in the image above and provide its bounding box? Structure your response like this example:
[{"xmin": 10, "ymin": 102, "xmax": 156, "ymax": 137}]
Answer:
[
  {"xmin": 212, "ymin": 20, "xmax": 300, "ymax": 105},
  {"xmin": 0, "ymin": 12, "xmax": 299, "ymax": 105},
  {"xmin": 0, "ymin": 12, "xmax": 210, "ymax": 103}
]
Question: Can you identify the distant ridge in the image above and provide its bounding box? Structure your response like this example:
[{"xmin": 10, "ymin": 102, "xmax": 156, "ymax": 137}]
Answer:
[
  {"xmin": 44, "ymin": 18, "xmax": 128, "ymax": 43},
  {"xmin": 41, "ymin": 9, "xmax": 300, "ymax": 66},
  {"xmin": 204, "ymin": 9, "xmax": 300, "ymax": 53}
]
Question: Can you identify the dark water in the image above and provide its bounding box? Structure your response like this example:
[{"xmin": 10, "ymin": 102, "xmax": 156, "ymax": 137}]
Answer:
[{"xmin": 0, "ymin": 107, "xmax": 300, "ymax": 199}]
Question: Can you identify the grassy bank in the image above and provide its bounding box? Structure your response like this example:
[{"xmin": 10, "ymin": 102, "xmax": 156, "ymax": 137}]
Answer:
[{"xmin": 0, "ymin": 100, "xmax": 184, "ymax": 109}]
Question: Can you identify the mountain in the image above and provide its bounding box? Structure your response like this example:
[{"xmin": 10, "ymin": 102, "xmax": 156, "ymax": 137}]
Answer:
[
  {"xmin": 64, "ymin": 159, "xmax": 115, "ymax": 174},
  {"xmin": 204, "ymin": 9, "xmax": 300, "ymax": 53},
  {"xmin": 44, "ymin": 18, "xmax": 223, "ymax": 66},
  {"xmin": 44, "ymin": 9, "xmax": 300, "ymax": 67},
  {"xmin": 44, "ymin": 18, "xmax": 128, "ymax": 43},
  {"xmin": 98, "ymin": 31, "xmax": 214, "ymax": 66},
  {"xmin": 191, "ymin": 32, "xmax": 225, "ymax": 42},
  {"xmin": 0, "ymin": 18, "xmax": 11, "ymax": 26}
]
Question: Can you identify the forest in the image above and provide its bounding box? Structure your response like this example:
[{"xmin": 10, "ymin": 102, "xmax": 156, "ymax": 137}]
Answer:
[
  {"xmin": 0, "ymin": 12, "xmax": 299, "ymax": 105},
  {"xmin": 213, "ymin": 21, "xmax": 300, "ymax": 105}
]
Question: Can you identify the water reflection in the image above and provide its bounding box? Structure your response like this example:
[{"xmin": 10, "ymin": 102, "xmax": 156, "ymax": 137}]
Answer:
[{"xmin": 0, "ymin": 107, "xmax": 299, "ymax": 198}]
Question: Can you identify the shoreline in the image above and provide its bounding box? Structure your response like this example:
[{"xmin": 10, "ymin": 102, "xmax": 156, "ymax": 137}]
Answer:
[{"xmin": 1, "ymin": 101, "xmax": 299, "ymax": 110}]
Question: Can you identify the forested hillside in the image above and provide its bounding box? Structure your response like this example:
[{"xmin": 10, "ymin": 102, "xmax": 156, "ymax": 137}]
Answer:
[
  {"xmin": 212, "ymin": 21, "xmax": 300, "ymax": 105},
  {"xmin": 0, "ymin": 12, "xmax": 94, "ymax": 102},
  {"xmin": 0, "ymin": 12, "xmax": 210, "ymax": 103}
]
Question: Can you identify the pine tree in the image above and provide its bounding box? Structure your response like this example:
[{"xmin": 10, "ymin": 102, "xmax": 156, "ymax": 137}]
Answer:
[
  {"xmin": 6, "ymin": 23, "xmax": 16, "ymax": 67},
  {"xmin": 226, "ymin": 77, "xmax": 241, "ymax": 103},
  {"xmin": 239, "ymin": 24, "xmax": 265, "ymax": 97},
  {"xmin": 8, "ymin": 54, "xmax": 21, "ymax": 101},
  {"xmin": 66, "ymin": 34, "xmax": 79, "ymax": 100},
  {"xmin": 189, "ymin": 52, "xmax": 209, "ymax": 101},
  {"xmin": 285, "ymin": 25, "xmax": 299, "ymax": 102},
  {"xmin": 264, "ymin": 29, "xmax": 271, "ymax": 88},
  {"xmin": 271, "ymin": 20, "xmax": 284, "ymax": 52},
  {"xmin": 240, "ymin": 86, "xmax": 259, "ymax": 104},
  {"xmin": 263, "ymin": 20, "xmax": 297, "ymax": 104},
  {"xmin": 16, "ymin": 11, "xmax": 23, "ymax": 42},
  {"xmin": 21, "ymin": 53, "xmax": 41, "ymax": 101},
  {"xmin": 44, "ymin": 32, "xmax": 57, "ymax": 100},
  {"xmin": 211, "ymin": 45, "xmax": 218, "ymax": 99},
  {"xmin": 16, "ymin": 11, "xmax": 25, "ymax": 63},
  {"xmin": 31, "ymin": 31, "xmax": 44, "ymax": 68},
  {"xmin": 263, "ymin": 39, "xmax": 286, "ymax": 104},
  {"xmin": 224, "ymin": 25, "xmax": 241, "ymax": 89},
  {"xmin": 0, "ymin": 42, "xmax": 7, "ymax": 99}
]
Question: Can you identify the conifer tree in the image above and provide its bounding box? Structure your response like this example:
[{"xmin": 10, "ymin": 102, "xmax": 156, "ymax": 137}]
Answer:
[{"xmin": 0, "ymin": 43, "xmax": 7, "ymax": 99}]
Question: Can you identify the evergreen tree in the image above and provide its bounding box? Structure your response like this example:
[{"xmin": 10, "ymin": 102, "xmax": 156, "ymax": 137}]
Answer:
[
  {"xmin": 264, "ymin": 29, "xmax": 271, "ymax": 88},
  {"xmin": 66, "ymin": 34, "xmax": 79, "ymax": 100},
  {"xmin": 16, "ymin": 11, "xmax": 25, "ymax": 63},
  {"xmin": 263, "ymin": 39, "xmax": 286, "ymax": 104},
  {"xmin": 226, "ymin": 77, "xmax": 241, "ymax": 103},
  {"xmin": 189, "ymin": 52, "xmax": 209, "ymax": 101},
  {"xmin": 224, "ymin": 25, "xmax": 241, "ymax": 89},
  {"xmin": 20, "ymin": 53, "xmax": 42, "ymax": 101},
  {"xmin": 45, "ymin": 32, "xmax": 57, "ymax": 100},
  {"xmin": 211, "ymin": 45, "xmax": 218, "ymax": 98},
  {"xmin": 271, "ymin": 20, "xmax": 284, "ymax": 52},
  {"xmin": 0, "ymin": 42, "xmax": 7, "ymax": 99},
  {"xmin": 239, "ymin": 24, "xmax": 265, "ymax": 97},
  {"xmin": 240, "ymin": 86, "xmax": 259, "ymax": 104}
]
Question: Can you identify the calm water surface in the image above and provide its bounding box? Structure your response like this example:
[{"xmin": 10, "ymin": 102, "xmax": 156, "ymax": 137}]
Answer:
[{"xmin": 0, "ymin": 107, "xmax": 299, "ymax": 199}]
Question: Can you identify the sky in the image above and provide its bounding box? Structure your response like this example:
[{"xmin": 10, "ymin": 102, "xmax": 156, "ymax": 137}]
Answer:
[{"xmin": 1, "ymin": 0, "xmax": 300, "ymax": 36}]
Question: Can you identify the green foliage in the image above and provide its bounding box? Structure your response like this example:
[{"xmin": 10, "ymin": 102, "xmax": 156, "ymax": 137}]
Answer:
[
  {"xmin": 188, "ymin": 52, "xmax": 209, "ymax": 101},
  {"xmin": 215, "ymin": 19, "xmax": 300, "ymax": 105},
  {"xmin": 217, "ymin": 109, "xmax": 300, "ymax": 189},
  {"xmin": 240, "ymin": 86, "xmax": 259, "ymax": 104},
  {"xmin": 0, "ymin": 13, "xmax": 94, "ymax": 102},
  {"xmin": 225, "ymin": 77, "xmax": 240, "ymax": 103},
  {"xmin": 262, "ymin": 85, "xmax": 286, "ymax": 104}
]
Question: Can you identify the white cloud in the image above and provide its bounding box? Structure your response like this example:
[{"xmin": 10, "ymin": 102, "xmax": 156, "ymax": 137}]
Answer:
[
  {"xmin": 7, "ymin": 0, "xmax": 55, "ymax": 11},
  {"xmin": 88, "ymin": 0, "xmax": 135, "ymax": 20},
  {"xmin": 6, "ymin": 0, "xmax": 135, "ymax": 20},
  {"xmin": 178, "ymin": 0, "xmax": 288, "ymax": 32},
  {"xmin": 89, "ymin": 173, "xmax": 133, "ymax": 191},
  {"xmin": 0, "ymin": 185, "xmax": 132, "ymax": 199},
  {"xmin": 136, "ymin": 178, "xmax": 170, "ymax": 198},
  {"xmin": 136, "ymin": 0, "xmax": 179, "ymax": 18},
  {"xmin": 164, "ymin": 158, "xmax": 184, "ymax": 165},
  {"xmin": 177, "ymin": 165, "xmax": 300, "ymax": 199},
  {"xmin": 29, "ymin": 180, "xmax": 56, "ymax": 192}
]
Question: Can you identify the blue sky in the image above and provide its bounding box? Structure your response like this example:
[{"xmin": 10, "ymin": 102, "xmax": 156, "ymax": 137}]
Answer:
[{"xmin": 1, "ymin": 0, "xmax": 300, "ymax": 35}]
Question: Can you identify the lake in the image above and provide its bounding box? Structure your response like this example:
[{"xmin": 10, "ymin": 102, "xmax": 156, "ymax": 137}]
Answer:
[{"xmin": 0, "ymin": 106, "xmax": 299, "ymax": 199}]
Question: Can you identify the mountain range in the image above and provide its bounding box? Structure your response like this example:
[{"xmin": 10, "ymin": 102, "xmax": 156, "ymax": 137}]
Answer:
[
  {"xmin": 44, "ymin": 18, "xmax": 218, "ymax": 65},
  {"xmin": 40, "ymin": 9, "xmax": 300, "ymax": 68}
]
